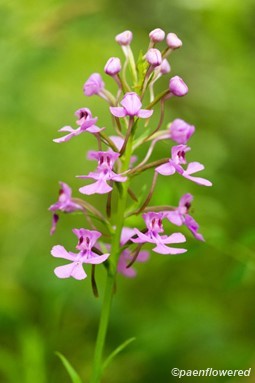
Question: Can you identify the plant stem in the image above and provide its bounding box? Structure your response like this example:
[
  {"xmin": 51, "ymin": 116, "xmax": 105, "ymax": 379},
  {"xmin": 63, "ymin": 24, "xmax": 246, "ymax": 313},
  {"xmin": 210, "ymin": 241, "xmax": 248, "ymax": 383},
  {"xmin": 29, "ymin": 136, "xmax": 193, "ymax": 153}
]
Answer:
[{"xmin": 90, "ymin": 133, "xmax": 133, "ymax": 383}]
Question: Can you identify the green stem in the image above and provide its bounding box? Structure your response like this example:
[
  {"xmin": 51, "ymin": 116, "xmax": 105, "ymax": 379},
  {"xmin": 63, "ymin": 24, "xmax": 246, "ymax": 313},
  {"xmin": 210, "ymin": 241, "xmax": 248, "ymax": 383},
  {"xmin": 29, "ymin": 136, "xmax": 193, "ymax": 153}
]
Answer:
[{"xmin": 90, "ymin": 134, "xmax": 133, "ymax": 383}]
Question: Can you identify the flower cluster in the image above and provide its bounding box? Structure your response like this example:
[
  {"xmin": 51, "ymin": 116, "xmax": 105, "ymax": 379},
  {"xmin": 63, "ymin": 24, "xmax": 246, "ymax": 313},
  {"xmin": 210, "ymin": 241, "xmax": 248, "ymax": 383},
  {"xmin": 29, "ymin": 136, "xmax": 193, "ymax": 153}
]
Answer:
[{"xmin": 50, "ymin": 29, "xmax": 212, "ymax": 285}]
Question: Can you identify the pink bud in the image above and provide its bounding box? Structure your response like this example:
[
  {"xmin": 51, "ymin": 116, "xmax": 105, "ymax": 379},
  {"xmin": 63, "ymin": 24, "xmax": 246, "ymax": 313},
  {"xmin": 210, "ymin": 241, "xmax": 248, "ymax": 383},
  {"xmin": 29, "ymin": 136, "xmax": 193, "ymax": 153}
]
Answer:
[
  {"xmin": 160, "ymin": 59, "xmax": 171, "ymax": 74},
  {"xmin": 169, "ymin": 119, "xmax": 195, "ymax": 144},
  {"xmin": 169, "ymin": 76, "xmax": 188, "ymax": 97},
  {"xmin": 104, "ymin": 57, "xmax": 121, "ymax": 76},
  {"xmin": 83, "ymin": 73, "xmax": 104, "ymax": 96},
  {"xmin": 166, "ymin": 33, "xmax": 183, "ymax": 49},
  {"xmin": 115, "ymin": 30, "xmax": 133, "ymax": 46},
  {"xmin": 149, "ymin": 28, "xmax": 165, "ymax": 42},
  {"xmin": 145, "ymin": 48, "xmax": 162, "ymax": 67}
]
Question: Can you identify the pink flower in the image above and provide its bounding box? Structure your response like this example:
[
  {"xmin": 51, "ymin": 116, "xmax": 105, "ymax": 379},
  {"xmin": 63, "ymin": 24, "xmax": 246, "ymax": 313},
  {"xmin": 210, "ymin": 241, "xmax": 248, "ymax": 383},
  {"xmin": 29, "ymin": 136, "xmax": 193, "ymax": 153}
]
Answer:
[
  {"xmin": 145, "ymin": 48, "xmax": 162, "ymax": 67},
  {"xmin": 149, "ymin": 28, "xmax": 165, "ymax": 43},
  {"xmin": 77, "ymin": 151, "xmax": 127, "ymax": 195},
  {"xmin": 83, "ymin": 73, "xmax": 105, "ymax": 96},
  {"xmin": 165, "ymin": 194, "xmax": 205, "ymax": 241},
  {"xmin": 117, "ymin": 228, "xmax": 149, "ymax": 278},
  {"xmin": 169, "ymin": 76, "xmax": 188, "ymax": 97},
  {"xmin": 104, "ymin": 57, "xmax": 121, "ymax": 76},
  {"xmin": 166, "ymin": 33, "xmax": 183, "ymax": 49},
  {"xmin": 168, "ymin": 118, "xmax": 195, "ymax": 144},
  {"xmin": 51, "ymin": 229, "xmax": 110, "ymax": 280},
  {"xmin": 53, "ymin": 108, "xmax": 103, "ymax": 143},
  {"xmin": 156, "ymin": 145, "xmax": 212, "ymax": 186},
  {"xmin": 115, "ymin": 30, "xmax": 133, "ymax": 46},
  {"xmin": 132, "ymin": 212, "xmax": 187, "ymax": 255},
  {"xmin": 49, "ymin": 182, "xmax": 82, "ymax": 235},
  {"xmin": 110, "ymin": 92, "xmax": 153, "ymax": 118}
]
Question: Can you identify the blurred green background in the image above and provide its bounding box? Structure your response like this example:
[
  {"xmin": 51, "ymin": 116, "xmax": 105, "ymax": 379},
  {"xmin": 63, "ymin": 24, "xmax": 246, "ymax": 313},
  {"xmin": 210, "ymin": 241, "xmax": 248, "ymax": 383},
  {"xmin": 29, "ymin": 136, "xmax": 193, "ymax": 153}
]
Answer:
[{"xmin": 1, "ymin": 0, "xmax": 255, "ymax": 382}]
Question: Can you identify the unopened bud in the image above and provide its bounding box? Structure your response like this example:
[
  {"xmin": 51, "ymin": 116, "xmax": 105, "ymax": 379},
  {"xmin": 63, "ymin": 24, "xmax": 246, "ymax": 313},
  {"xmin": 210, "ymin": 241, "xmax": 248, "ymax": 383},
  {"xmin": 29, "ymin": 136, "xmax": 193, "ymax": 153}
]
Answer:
[
  {"xmin": 104, "ymin": 57, "xmax": 121, "ymax": 76},
  {"xmin": 160, "ymin": 59, "xmax": 171, "ymax": 74},
  {"xmin": 149, "ymin": 28, "xmax": 165, "ymax": 43},
  {"xmin": 145, "ymin": 48, "xmax": 162, "ymax": 67},
  {"xmin": 166, "ymin": 33, "xmax": 182, "ymax": 49},
  {"xmin": 115, "ymin": 30, "xmax": 133, "ymax": 46},
  {"xmin": 169, "ymin": 76, "xmax": 188, "ymax": 97}
]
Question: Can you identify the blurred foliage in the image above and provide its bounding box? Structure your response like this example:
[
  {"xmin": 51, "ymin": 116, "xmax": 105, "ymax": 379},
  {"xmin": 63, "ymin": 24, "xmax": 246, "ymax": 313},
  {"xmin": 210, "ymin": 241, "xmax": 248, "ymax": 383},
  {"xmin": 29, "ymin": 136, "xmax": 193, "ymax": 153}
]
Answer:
[{"xmin": 1, "ymin": 0, "xmax": 255, "ymax": 382}]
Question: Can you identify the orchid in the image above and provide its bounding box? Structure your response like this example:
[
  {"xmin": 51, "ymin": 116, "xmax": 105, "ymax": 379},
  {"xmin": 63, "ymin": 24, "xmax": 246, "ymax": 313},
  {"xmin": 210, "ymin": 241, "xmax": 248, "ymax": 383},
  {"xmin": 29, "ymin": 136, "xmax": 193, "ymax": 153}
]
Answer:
[
  {"xmin": 165, "ymin": 194, "xmax": 205, "ymax": 241},
  {"xmin": 110, "ymin": 92, "xmax": 153, "ymax": 118},
  {"xmin": 156, "ymin": 144, "xmax": 212, "ymax": 186},
  {"xmin": 132, "ymin": 212, "xmax": 187, "ymax": 255},
  {"xmin": 53, "ymin": 108, "xmax": 103, "ymax": 143},
  {"xmin": 51, "ymin": 229, "xmax": 109, "ymax": 280},
  {"xmin": 49, "ymin": 182, "xmax": 82, "ymax": 234},
  {"xmin": 77, "ymin": 151, "xmax": 127, "ymax": 195},
  {"xmin": 168, "ymin": 118, "xmax": 195, "ymax": 144}
]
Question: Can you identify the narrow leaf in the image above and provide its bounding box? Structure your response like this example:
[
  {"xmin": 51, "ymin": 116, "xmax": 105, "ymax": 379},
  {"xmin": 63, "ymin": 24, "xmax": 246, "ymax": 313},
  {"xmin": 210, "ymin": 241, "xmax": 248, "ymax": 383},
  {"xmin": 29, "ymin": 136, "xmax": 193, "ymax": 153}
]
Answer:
[
  {"xmin": 103, "ymin": 337, "xmax": 136, "ymax": 371},
  {"xmin": 55, "ymin": 352, "xmax": 83, "ymax": 383}
]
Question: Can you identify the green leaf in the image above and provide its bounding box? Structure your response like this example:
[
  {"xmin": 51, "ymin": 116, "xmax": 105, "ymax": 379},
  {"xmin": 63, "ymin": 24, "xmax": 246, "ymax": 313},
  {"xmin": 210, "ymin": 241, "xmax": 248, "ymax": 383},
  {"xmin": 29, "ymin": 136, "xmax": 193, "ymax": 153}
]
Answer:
[
  {"xmin": 103, "ymin": 337, "xmax": 136, "ymax": 371},
  {"xmin": 55, "ymin": 352, "xmax": 83, "ymax": 383},
  {"xmin": 134, "ymin": 50, "xmax": 149, "ymax": 94}
]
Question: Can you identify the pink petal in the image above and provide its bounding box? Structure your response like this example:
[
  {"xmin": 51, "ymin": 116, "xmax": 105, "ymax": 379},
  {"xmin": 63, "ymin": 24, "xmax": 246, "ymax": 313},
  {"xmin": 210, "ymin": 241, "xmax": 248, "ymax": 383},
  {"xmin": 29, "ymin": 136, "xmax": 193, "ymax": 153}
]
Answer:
[
  {"xmin": 51, "ymin": 245, "xmax": 76, "ymax": 261},
  {"xmin": 137, "ymin": 109, "xmax": 154, "ymax": 118},
  {"xmin": 156, "ymin": 163, "xmax": 176, "ymax": 175},
  {"xmin": 53, "ymin": 133, "xmax": 75, "ymax": 143},
  {"xmin": 152, "ymin": 243, "xmax": 187, "ymax": 254},
  {"xmin": 54, "ymin": 262, "xmax": 87, "ymax": 280},
  {"xmin": 84, "ymin": 126, "xmax": 104, "ymax": 133},
  {"xmin": 79, "ymin": 180, "xmax": 113, "ymax": 195},
  {"xmin": 110, "ymin": 107, "xmax": 127, "ymax": 118},
  {"xmin": 183, "ymin": 174, "xmax": 212, "ymax": 186},
  {"xmin": 162, "ymin": 232, "xmax": 186, "ymax": 244},
  {"xmin": 85, "ymin": 253, "xmax": 110, "ymax": 264},
  {"xmin": 185, "ymin": 161, "xmax": 205, "ymax": 175},
  {"xmin": 167, "ymin": 211, "xmax": 183, "ymax": 226}
]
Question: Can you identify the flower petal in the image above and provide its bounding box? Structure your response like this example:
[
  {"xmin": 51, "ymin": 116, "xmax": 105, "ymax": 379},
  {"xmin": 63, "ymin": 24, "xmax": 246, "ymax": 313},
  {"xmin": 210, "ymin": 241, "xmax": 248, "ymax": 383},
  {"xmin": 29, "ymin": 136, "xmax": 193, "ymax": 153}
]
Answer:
[
  {"xmin": 54, "ymin": 262, "xmax": 87, "ymax": 280},
  {"xmin": 79, "ymin": 180, "xmax": 113, "ymax": 195},
  {"xmin": 51, "ymin": 245, "xmax": 76, "ymax": 261},
  {"xmin": 152, "ymin": 243, "xmax": 187, "ymax": 254},
  {"xmin": 85, "ymin": 253, "xmax": 110, "ymax": 264},
  {"xmin": 109, "ymin": 107, "xmax": 127, "ymax": 118},
  {"xmin": 185, "ymin": 161, "xmax": 205, "ymax": 175},
  {"xmin": 183, "ymin": 174, "xmax": 212, "ymax": 186},
  {"xmin": 137, "ymin": 109, "xmax": 154, "ymax": 118},
  {"xmin": 156, "ymin": 163, "xmax": 176, "ymax": 175}
]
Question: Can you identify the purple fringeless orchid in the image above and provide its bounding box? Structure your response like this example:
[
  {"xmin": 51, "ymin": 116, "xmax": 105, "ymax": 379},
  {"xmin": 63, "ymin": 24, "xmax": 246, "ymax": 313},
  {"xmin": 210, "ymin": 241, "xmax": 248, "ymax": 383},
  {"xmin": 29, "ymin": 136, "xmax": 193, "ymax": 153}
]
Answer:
[
  {"xmin": 132, "ymin": 212, "xmax": 187, "ymax": 255},
  {"xmin": 165, "ymin": 194, "xmax": 205, "ymax": 241},
  {"xmin": 49, "ymin": 182, "xmax": 82, "ymax": 235},
  {"xmin": 51, "ymin": 229, "xmax": 110, "ymax": 280},
  {"xmin": 156, "ymin": 144, "xmax": 212, "ymax": 186},
  {"xmin": 77, "ymin": 151, "xmax": 127, "ymax": 195},
  {"xmin": 110, "ymin": 92, "xmax": 153, "ymax": 119},
  {"xmin": 53, "ymin": 108, "xmax": 103, "ymax": 143}
]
